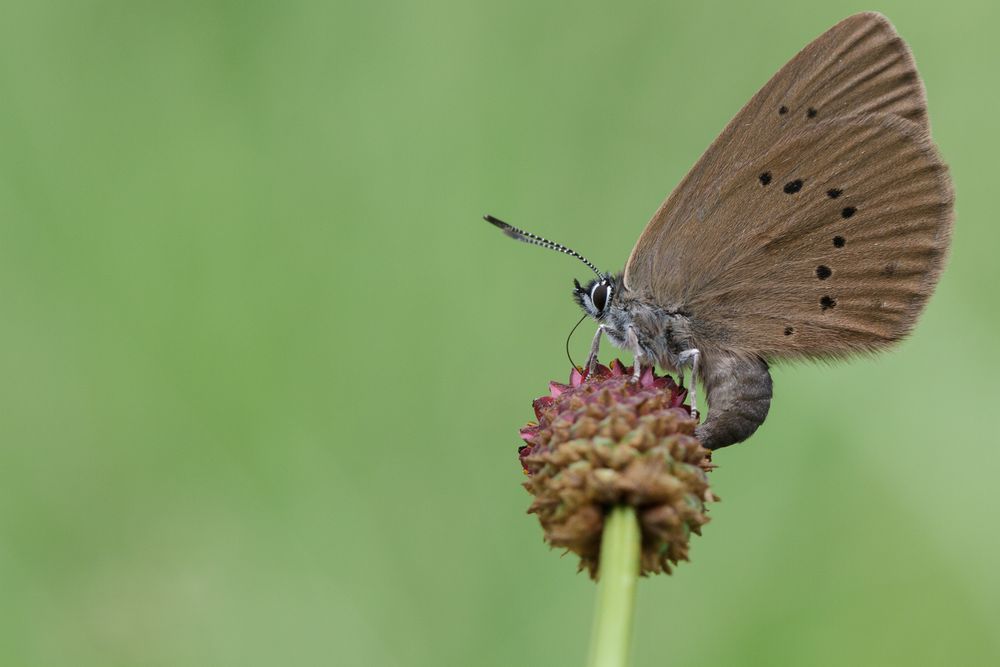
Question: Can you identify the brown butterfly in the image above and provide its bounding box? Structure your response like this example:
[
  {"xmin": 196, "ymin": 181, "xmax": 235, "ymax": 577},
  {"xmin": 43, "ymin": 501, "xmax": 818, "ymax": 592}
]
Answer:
[{"xmin": 487, "ymin": 12, "xmax": 953, "ymax": 450}]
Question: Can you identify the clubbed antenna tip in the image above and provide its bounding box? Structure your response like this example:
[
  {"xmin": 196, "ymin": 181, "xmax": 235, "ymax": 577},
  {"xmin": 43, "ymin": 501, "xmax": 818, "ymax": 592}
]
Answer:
[
  {"xmin": 482, "ymin": 214, "xmax": 602, "ymax": 278},
  {"xmin": 483, "ymin": 214, "xmax": 521, "ymax": 240}
]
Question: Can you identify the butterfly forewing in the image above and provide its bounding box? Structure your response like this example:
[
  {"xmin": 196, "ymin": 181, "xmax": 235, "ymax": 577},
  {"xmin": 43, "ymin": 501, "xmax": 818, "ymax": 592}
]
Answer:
[{"xmin": 623, "ymin": 12, "xmax": 952, "ymax": 359}]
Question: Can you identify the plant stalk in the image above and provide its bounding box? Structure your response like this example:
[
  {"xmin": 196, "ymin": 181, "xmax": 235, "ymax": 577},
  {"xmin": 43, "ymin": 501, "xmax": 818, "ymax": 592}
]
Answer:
[{"xmin": 586, "ymin": 505, "xmax": 641, "ymax": 667}]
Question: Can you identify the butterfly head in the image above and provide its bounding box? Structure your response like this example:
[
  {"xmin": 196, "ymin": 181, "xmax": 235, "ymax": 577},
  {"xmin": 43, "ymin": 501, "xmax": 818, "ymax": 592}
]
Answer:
[
  {"xmin": 484, "ymin": 214, "xmax": 627, "ymax": 323},
  {"xmin": 573, "ymin": 274, "xmax": 616, "ymax": 320},
  {"xmin": 483, "ymin": 214, "xmax": 615, "ymax": 319}
]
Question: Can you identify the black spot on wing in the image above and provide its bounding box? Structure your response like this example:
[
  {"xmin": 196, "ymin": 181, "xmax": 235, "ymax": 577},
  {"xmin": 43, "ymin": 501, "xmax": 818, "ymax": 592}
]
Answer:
[{"xmin": 783, "ymin": 179, "xmax": 803, "ymax": 194}]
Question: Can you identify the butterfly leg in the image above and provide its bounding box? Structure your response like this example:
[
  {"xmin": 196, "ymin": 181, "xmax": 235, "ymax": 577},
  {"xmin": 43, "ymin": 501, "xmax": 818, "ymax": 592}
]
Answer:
[
  {"xmin": 678, "ymin": 348, "xmax": 701, "ymax": 420},
  {"xmin": 626, "ymin": 325, "xmax": 645, "ymax": 382},
  {"xmin": 585, "ymin": 325, "xmax": 604, "ymax": 375}
]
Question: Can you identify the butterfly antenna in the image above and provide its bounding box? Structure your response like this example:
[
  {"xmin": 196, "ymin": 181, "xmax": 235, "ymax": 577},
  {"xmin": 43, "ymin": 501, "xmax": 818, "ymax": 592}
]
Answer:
[
  {"xmin": 484, "ymin": 214, "xmax": 602, "ymax": 278},
  {"xmin": 565, "ymin": 313, "xmax": 588, "ymax": 371}
]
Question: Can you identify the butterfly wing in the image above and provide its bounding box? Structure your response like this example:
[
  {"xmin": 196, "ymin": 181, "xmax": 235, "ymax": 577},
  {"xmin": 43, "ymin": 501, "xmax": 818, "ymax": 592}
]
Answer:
[
  {"xmin": 681, "ymin": 113, "xmax": 950, "ymax": 359},
  {"xmin": 623, "ymin": 12, "xmax": 952, "ymax": 359}
]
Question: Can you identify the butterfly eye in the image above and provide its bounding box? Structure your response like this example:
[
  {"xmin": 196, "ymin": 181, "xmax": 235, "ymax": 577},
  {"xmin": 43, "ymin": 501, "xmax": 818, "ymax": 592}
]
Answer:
[{"xmin": 591, "ymin": 281, "xmax": 612, "ymax": 313}]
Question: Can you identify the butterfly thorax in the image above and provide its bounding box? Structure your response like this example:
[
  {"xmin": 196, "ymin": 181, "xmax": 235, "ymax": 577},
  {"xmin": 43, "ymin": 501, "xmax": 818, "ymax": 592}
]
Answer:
[{"xmin": 599, "ymin": 280, "xmax": 696, "ymax": 374}]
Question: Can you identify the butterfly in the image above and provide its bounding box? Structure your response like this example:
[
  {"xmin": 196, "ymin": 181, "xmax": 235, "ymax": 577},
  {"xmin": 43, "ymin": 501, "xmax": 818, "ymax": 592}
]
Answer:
[{"xmin": 487, "ymin": 12, "xmax": 953, "ymax": 450}]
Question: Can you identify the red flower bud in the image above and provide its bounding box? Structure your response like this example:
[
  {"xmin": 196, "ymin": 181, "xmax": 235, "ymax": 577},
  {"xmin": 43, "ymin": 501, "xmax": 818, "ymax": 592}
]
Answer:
[{"xmin": 518, "ymin": 361, "xmax": 715, "ymax": 577}]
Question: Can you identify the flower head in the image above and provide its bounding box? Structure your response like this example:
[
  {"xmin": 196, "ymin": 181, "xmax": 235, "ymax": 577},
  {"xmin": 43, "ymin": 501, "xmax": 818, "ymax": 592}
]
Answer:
[{"xmin": 519, "ymin": 360, "xmax": 715, "ymax": 577}]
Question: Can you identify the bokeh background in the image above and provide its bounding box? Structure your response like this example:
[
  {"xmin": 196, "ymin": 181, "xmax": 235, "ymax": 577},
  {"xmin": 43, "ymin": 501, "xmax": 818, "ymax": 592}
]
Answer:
[{"xmin": 1, "ymin": 1, "xmax": 997, "ymax": 665}]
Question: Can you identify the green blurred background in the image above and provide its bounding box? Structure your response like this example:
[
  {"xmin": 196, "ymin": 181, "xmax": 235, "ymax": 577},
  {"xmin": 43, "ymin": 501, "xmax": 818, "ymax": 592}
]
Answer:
[{"xmin": 1, "ymin": 1, "xmax": 996, "ymax": 665}]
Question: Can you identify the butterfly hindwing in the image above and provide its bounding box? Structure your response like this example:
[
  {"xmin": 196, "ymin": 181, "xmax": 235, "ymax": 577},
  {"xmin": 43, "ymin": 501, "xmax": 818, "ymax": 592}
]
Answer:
[{"xmin": 682, "ymin": 112, "xmax": 952, "ymax": 359}]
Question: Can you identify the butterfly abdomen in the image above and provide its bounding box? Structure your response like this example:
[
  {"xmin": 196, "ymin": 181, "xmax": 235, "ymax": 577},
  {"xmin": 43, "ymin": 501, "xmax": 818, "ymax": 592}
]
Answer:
[{"xmin": 694, "ymin": 352, "xmax": 772, "ymax": 450}]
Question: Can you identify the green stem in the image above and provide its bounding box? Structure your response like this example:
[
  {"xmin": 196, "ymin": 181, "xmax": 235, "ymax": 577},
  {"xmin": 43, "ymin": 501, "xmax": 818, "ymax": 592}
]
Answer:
[{"xmin": 586, "ymin": 505, "xmax": 641, "ymax": 667}]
